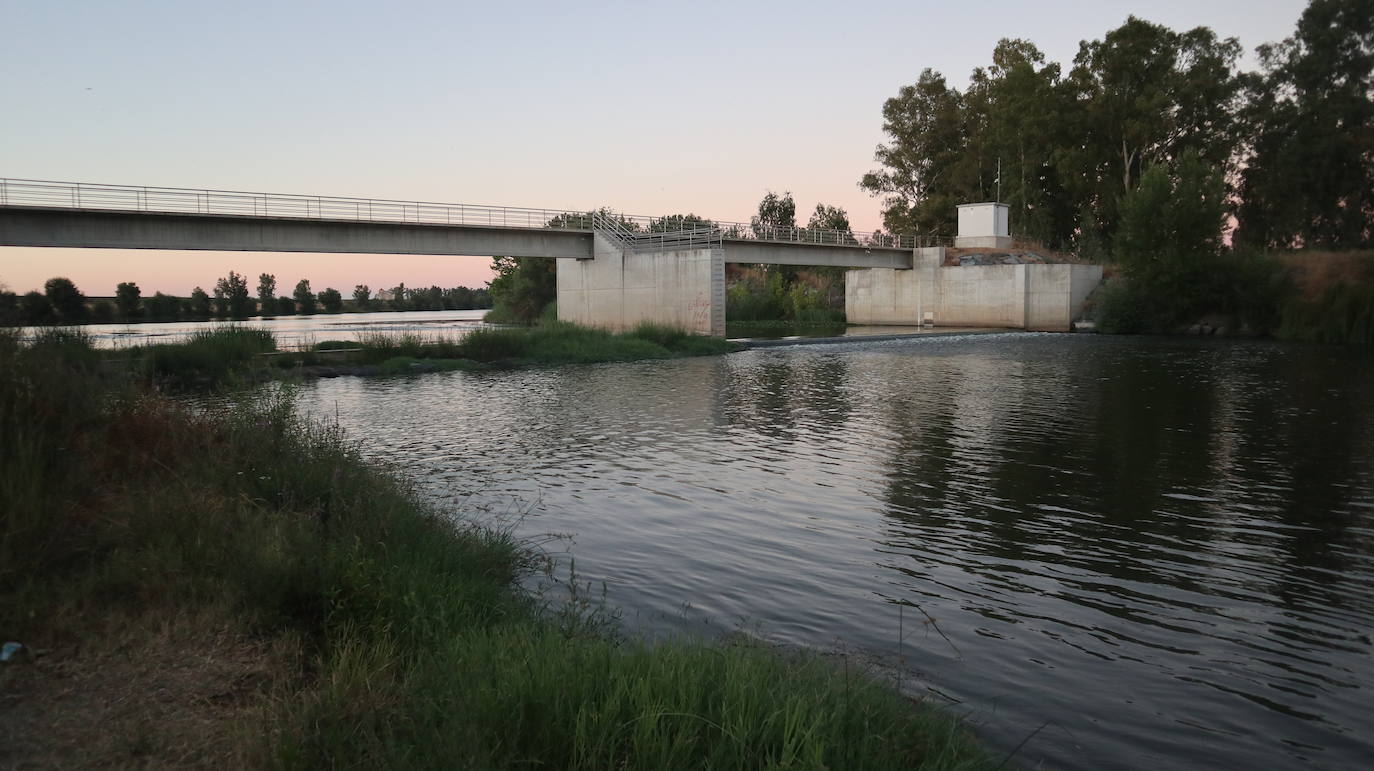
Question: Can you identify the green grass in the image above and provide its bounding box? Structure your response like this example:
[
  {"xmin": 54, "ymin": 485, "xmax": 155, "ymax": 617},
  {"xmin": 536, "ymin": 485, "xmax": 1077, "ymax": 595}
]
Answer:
[
  {"xmin": 133, "ymin": 325, "xmax": 278, "ymax": 386},
  {"xmin": 359, "ymin": 321, "xmax": 740, "ymax": 368},
  {"xmin": 0, "ymin": 330, "xmax": 991, "ymax": 769}
]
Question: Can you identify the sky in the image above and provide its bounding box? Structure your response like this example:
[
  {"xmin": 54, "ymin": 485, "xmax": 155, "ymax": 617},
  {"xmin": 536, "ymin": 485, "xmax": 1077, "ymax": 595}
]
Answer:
[{"xmin": 1, "ymin": 0, "xmax": 1310, "ymax": 296}]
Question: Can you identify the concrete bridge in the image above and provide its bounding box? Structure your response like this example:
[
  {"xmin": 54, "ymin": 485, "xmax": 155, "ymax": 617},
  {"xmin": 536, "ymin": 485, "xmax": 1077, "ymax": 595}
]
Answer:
[{"xmin": 0, "ymin": 179, "xmax": 1100, "ymax": 336}]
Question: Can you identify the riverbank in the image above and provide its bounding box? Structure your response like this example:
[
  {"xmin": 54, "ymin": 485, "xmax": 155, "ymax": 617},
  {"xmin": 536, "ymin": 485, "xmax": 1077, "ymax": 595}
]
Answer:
[
  {"xmin": 112, "ymin": 322, "xmax": 740, "ymax": 388},
  {"xmin": 0, "ymin": 329, "xmax": 991, "ymax": 768}
]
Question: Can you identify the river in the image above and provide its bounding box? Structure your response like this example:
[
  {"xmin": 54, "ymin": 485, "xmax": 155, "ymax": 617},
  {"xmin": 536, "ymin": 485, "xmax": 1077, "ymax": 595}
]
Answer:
[
  {"xmin": 289, "ymin": 332, "xmax": 1373, "ymax": 769},
  {"xmin": 66, "ymin": 308, "xmax": 492, "ymax": 348}
]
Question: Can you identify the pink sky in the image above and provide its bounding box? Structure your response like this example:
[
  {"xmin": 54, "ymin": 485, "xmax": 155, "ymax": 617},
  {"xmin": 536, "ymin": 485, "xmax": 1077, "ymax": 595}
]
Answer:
[{"xmin": 0, "ymin": 246, "xmax": 499, "ymax": 297}]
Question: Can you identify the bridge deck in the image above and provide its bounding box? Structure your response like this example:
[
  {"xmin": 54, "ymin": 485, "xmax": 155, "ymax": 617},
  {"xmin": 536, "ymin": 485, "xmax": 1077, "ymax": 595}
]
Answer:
[{"xmin": 0, "ymin": 206, "xmax": 915, "ymax": 269}]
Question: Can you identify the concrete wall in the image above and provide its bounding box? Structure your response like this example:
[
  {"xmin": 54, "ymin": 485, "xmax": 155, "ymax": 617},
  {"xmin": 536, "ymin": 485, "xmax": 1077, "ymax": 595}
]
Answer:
[
  {"xmin": 845, "ymin": 268, "xmax": 924, "ymax": 325},
  {"xmin": 1024, "ymin": 263, "xmax": 1105, "ymax": 331},
  {"xmin": 557, "ymin": 234, "xmax": 725, "ymax": 336},
  {"xmin": 846, "ymin": 252, "xmax": 1102, "ymax": 332}
]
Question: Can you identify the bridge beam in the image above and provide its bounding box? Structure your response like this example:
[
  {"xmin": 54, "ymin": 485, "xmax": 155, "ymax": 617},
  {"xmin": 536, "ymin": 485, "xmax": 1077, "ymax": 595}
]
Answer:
[
  {"xmin": 722, "ymin": 239, "xmax": 912, "ymax": 269},
  {"xmin": 0, "ymin": 207, "xmax": 595, "ymax": 259}
]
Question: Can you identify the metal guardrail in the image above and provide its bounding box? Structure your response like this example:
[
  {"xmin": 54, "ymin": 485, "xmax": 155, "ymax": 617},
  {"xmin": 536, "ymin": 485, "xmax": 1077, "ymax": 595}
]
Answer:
[{"xmin": 0, "ymin": 177, "xmax": 950, "ymax": 251}]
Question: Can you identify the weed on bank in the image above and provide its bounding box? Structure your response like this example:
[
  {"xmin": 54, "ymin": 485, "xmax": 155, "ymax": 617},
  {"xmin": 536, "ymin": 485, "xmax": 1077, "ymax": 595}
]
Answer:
[{"xmin": 0, "ymin": 329, "xmax": 989, "ymax": 769}]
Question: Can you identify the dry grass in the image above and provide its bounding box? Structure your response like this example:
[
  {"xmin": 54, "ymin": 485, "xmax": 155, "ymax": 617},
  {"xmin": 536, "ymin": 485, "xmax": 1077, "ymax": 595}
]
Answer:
[
  {"xmin": 0, "ymin": 605, "xmax": 301, "ymax": 769},
  {"xmin": 1279, "ymin": 250, "xmax": 1374, "ymax": 301}
]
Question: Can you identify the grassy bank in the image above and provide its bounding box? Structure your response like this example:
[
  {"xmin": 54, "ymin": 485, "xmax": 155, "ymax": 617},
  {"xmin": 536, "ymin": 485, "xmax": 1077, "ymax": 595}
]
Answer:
[
  {"xmin": 0, "ymin": 329, "xmax": 991, "ymax": 768},
  {"xmin": 112, "ymin": 321, "xmax": 740, "ymax": 387}
]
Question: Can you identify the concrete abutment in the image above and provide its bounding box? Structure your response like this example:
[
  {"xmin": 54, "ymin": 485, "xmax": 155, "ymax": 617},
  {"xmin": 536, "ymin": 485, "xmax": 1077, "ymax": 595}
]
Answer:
[
  {"xmin": 557, "ymin": 234, "xmax": 726, "ymax": 337},
  {"xmin": 845, "ymin": 246, "xmax": 1103, "ymax": 332}
]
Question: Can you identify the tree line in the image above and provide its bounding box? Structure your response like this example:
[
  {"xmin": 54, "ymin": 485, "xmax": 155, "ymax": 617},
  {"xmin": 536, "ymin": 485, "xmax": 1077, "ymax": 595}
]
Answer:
[
  {"xmin": 0, "ymin": 272, "xmax": 491, "ymax": 326},
  {"xmin": 859, "ymin": 0, "xmax": 1372, "ymax": 253}
]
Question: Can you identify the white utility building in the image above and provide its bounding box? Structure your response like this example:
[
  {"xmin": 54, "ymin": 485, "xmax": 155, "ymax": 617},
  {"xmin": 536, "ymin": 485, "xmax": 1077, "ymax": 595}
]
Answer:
[{"xmin": 955, "ymin": 202, "xmax": 1012, "ymax": 249}]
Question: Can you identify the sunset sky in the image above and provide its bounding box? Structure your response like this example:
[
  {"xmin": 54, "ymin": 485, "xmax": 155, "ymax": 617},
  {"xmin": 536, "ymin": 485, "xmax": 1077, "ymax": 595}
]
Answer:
[{"xmin": 1, "ymin": 0, "xmax": 1308, "ymax": 296}]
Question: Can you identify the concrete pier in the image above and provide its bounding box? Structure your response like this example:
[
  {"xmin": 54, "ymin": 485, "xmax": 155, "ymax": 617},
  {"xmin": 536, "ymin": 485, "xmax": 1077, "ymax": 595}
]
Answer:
[
  {"xmin": 846, "ymin": 247, "xmax": 1102, "ymax": 332},
  {"xmin": 557, "ymin": 234, "xmax": 726, "ymax": 337}
]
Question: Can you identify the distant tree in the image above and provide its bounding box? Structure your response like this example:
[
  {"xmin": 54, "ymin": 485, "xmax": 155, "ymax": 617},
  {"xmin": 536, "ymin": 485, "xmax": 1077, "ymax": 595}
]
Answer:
[
  {"xmin": 352, "ymin": 284, "xmax": 371, "ymax": 310},
  {"xmin": 44, "ymin": 277, "xmax": 88, "ymax": 323},
  {"xmin": 211, "ymin": 272, "xmax": 250, "ymax": 318},
  {"xmin": 293, "ymin": 279, "xmax": 316, "ymax": 315},
  {"xmin": 648, "ymin": 213, "xmax": 716, "ymax": 232},
  {"xmin": 276, "ymin": 295, "xmax": 296, "ymax": 315},
  {"xmin": 750, "ymin": 191, "xmax": 796, "ymax": 238},
  {"xmin": 115, "ymin": 281, "xmax": 142, "ymax": 321},
  {"xmin": 91, "ymin": 301, "xmax": 115, "ymax": 323},
  {"xmin": 1235, "ymin": 0, "xmax": 1374, "ymax": 248},
  {"xmin": 318, "ymin": 287, "xmax": 343, "ymax": 313},
  {"xmin": 806, "ymin": 204, "xmax": 857, "ymax": 247},
  {"xmin": 257, "ymin": 273, "xmax": 277, "ymax": 316},
  {"xmin": 0, "ymin": 289, "xmax": 18, "ymax": 325},
  {"xmin": 21, "ymin": 291, "xmax": 54, "ymax": 325},
  {"xmin": 146, "ymin": 292, "xmax": 180, "ymax": 321},
  {"xmin": 188, "ymin": 287, "xmax": 212, "ymax": 319},
  {"xmin": 388, "ymin": 283, "xmax": 408, "ymax": 311}
]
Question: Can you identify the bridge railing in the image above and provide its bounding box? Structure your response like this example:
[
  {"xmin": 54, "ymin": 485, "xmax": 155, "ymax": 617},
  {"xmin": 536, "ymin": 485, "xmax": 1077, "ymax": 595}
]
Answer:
[{"xmin": 0, "ymin": 177, "xmax": 950, "ymax": 250}]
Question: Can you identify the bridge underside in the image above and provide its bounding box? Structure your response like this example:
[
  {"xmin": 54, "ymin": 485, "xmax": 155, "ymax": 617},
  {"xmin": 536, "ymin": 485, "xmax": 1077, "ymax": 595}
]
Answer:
[
  {"xmin": 0, "ymin": 207, "xmax": 914, "ymax": 269},
  {"xmin": 1, "ymin": 206, "xmax": 937, "ymax": 338}
]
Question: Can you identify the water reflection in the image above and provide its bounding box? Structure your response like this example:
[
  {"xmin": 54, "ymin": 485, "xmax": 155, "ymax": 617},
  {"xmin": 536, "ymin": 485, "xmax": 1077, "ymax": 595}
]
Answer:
[{"xmin": 293, "ymin": 334, "xmax": 1374, "ymax": 770}]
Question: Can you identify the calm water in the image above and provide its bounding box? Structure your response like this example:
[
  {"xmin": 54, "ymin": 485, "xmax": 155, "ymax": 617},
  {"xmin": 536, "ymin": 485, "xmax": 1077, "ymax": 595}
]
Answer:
[
  {"xmin": 60, "ymin": 308, "xmax": 490, "ymax": 348},
  {"xmin": 293, "ymin": 334, "xmax": 1374, "ymax": 769}
]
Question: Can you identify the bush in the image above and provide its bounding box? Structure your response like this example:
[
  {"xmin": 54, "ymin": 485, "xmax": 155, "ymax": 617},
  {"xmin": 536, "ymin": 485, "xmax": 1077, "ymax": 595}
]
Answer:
[
  {"xmin": 1092, "ymin": 278, "xmax": 1151, "ymax": 334},
  {"xmin": 140, "ymin": 326, "xmax": 277, "ymax": 386}
]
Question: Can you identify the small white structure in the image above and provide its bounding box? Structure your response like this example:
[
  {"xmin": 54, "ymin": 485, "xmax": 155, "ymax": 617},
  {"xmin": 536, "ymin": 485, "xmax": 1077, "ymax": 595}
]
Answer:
[{"xmin": 955, "ymin": 202, "xmax": 1012, "ymax": 249}]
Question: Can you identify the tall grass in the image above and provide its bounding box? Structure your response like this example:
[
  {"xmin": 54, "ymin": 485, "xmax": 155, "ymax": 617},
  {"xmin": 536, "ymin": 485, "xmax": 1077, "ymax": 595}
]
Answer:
[
  {"xmin": 0, "ymin": 331, "xmax": 990, "ymax": 769},
  {"xmin": 358, "ymin": 322, "xmax": 738, "ymax": 368},
  {"xmin": 138, "ymin": 325, "xmax": 277, "ymax": 386}
]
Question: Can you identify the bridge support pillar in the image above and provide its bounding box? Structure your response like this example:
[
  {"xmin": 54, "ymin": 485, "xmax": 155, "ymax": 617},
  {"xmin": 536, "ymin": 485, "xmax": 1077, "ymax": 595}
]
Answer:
[
  {"xmin": 845, "ymin": 247, "xmax": 942, "ymax": 325},
  {"xmin": 557, "ymin": 234, "xmax": 726, "ymax": 337}
]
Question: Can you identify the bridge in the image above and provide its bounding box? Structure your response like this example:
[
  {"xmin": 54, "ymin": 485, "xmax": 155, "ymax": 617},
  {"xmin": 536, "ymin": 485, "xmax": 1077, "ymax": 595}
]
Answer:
[{"xmin": 0, "ymin": 178, "xmax": 1100, "ymax": 336}]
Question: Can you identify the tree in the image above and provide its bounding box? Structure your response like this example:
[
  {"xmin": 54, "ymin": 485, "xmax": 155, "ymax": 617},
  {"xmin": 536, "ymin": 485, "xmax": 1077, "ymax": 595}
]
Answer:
[
  {"xmin": 21, "ymin": 291, "xmax": 54, "ymax": 325},
  {"xmin": 188, "ymin": 287, "xmax": 212, "ymax": 319},
  {"xmin": 750, "ymin": 191, "xmax": 796, "ymax": 238},
  {"xmin": 146, "ymin": 292, "xmax": 180, "ymax": 321},
  {"xmin": 1065, "ymin": 18, "xmax": 1242, "ymax": 241},
  {"xmin": 115, "ymin": 281, "xmax": 142, "ymax": 321},
  {"xmin": 1114, "ymin": 151, "xmax": 1228, "ymax": 323},
  {"xmin": 0, "ymin": 289, "xmax": 18, "ymax": 326},
  {"xmin": 44, "ymin": 277, "xmax": 87, "ymax": 323},
  {"xmin": 486, "ymin": 256, "xmax": 555, "ymax": 323},
  {"xmin": 648, "ymin": 213, "xmax": 715, "ymax": 232},
  {"xmin": 860, "ymin": 24, "xmax": 1243, "ymax": 250},
  {"xmin": 257, "ymin": 273, "xmax": 277, "ymax": 316},
  {"xmin": 963, "ymin": 40, "xmax": 1077, "ymax": 247},
  {"xmin": 91, "ymin": 301, "xmax": 115, "ymax": 323},
  {"xmin": 1235, "ymin": 0, "xmax": 1374, "ymax": 248},
  {"xmin": 276, "ymin": 295, "xmax": 296, "ymax": 315},
  {"xmin": 318, "ymin": 287, "xmax": 343, "ymax": 313},
  {"xmin": 353, "ymin": 284, "xmax": 371, "ymax": 310},
  {"xmin": 294, "ymin": 279, "xmax": 316, "ymax": 315},
  {"xmin": 860, "ymin": 69, "xmax": 968, "ymax": 236},
  {"xmin": 807, "ymin": 204, "xmax": 850, "ymax": 232},
  {"xmin": 214, "ymin": 271, "xmax": 252, "ymax": 318}
]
